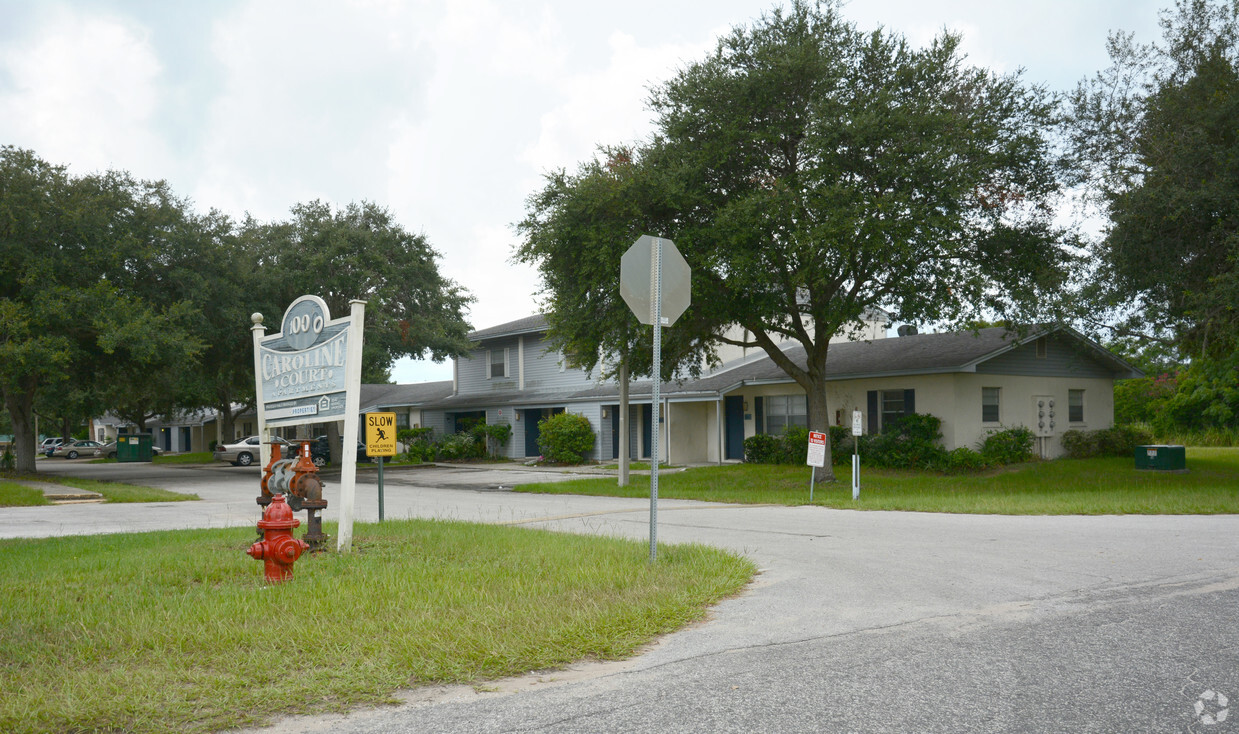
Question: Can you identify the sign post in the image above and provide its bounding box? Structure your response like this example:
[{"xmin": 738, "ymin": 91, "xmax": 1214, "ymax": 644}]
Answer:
[
  {"xmin": 366, "ymin": 412, "xmax": 397, "ymax": 521},
  {"xmin": 806, "ymin": 430, "xmax": 827, "ymax": 502},
  {"xmin": 620, "ymin": 235, "xmax": 690, "ymax": 563},
  {"xmin": 851, "ymin": 409, "xmax": 863, "ymax": 500}
]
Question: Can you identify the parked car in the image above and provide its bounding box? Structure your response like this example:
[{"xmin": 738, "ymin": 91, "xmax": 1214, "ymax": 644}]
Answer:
[
  {"xmin": 52, "ymin": 440, "xmax": 105, "ymax": 459},
  {"xmin": 93, "ymin": 442, "xmax": 164, "ymax": 460},
  {"xmin": 213, "ymin": 436, "xmax": 291, "ymax": 467},
  {"xmin": 309, "ymin": 435, "xmax": 372, "ymax": 467},
  {"xmin": 39, "ymin": 437, "xmax": 66, "ymax": 455}
]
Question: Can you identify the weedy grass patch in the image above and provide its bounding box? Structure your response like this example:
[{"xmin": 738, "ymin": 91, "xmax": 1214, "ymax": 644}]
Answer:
[{"xmin": 0, "ymin": 519, "xmax": 754, "ymax": 734}]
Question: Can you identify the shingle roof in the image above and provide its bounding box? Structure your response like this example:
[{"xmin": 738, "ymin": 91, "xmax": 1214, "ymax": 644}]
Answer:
[
  {"xmin": 359, "ymin": 381, "xmax": 454, "ymax": 412},
  {"xmin": 468, "ymin": 314, "xmax": 549, "ymax": 342}
]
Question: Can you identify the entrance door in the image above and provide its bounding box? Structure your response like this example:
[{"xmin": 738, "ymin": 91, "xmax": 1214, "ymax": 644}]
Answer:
[
  {"xmin": 524, "ymin": 408, "xmax": 544, "ymax": 457},
  {"xmin": 610, "ymin": 406, "xmax": 620, "ymax": 459},
  {"xmin": 641, "ymin": 405, "xmax": 652, "ymax": 459},
  {"xmin": 724, "ymin": 396, "xmax": 745, "ymax": 460}
]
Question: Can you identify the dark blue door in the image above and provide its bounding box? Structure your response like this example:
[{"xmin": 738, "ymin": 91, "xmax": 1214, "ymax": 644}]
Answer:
[
  {"xmin": 725, "ymin": 396, "xmax": 745, "ymax": 460},
  {"xmin": 610, "ymin": 406, "xmax": 620, "ymax": 459},
  {"xmin": 641, "ymin": 405, "xmax": 652, "ymax": 459},
  {"xmin": 524, "ymin": 409, "xmax": 543, "ymax": 456}
]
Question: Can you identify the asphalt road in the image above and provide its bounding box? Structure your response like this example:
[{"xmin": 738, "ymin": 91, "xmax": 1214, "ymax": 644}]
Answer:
[{"xmin": 9, "ymin": 459, "xmax": 1239, "ymax": 733}]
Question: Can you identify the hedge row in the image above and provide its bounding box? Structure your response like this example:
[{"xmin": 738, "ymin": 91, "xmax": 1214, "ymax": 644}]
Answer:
[
  {"xmin": 1059, "ymin": 425, "xmax": 1154, "ymax": 459},
  {"xmin": 743, "ymin": 414, "xmax": 1036, "ymax": 473},
  {"xmin": 397, "ymin": 412, "xmax": 597, "ymax": 465}
]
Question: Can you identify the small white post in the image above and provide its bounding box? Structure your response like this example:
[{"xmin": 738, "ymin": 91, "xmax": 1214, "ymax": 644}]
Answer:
[{"xmin": 250, "ymin": 314, "xmax": 269, "ymax": 471}]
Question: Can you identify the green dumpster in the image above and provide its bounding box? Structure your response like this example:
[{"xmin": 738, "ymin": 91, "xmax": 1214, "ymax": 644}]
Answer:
[
  {"xmin": 1135, "ymin": 444, "xmax": 1186, "ymax": 472},
  {"xmin": 117, "ymin": 433, "xmax": 154, "ymax": 463}
]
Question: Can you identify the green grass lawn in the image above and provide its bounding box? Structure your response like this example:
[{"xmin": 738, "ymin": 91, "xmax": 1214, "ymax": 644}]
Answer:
[
  {"xmin": 0, "ymin": 474, "xmax": 197, "ymax": 505},
  {"xmin": 0, "ymin": 520, "xmax": 754, "ymax": 734},
  {"xmin": 516, "ymin": 447, "xmax": 1239, "ymax": 515}
]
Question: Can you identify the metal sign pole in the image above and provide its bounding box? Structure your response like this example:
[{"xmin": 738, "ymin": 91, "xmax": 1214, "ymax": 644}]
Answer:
[
  {"xmin": 377, "ymin": 456, "xmax": 385, "ymax": 521},
  {"xmin": 852, "ymin": 409, "xmax": 862, "ymax": 501},
  {"xmin": 649, "ymin": 237, "xmax": 662, "ymax": 563}
]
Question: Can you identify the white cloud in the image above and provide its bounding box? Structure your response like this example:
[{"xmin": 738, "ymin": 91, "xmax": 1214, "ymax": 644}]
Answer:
[{"xmin": 0, "ymin": 8, "xmax": 165, "ymax": 176}]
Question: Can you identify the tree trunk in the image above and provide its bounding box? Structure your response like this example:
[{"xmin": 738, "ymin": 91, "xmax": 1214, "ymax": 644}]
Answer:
[
  {"xmin": 217, "ymin": 404, "xmax": 236, "ymax": 446},
  {"xmin": 806, "ymin": 377, "xmax": 835, "ymax": 482},
  {"xmin": 3, "ymin": 387, "xmax": 38, "ymax": 474},
  {"xmin": 327, "ymin": 421, "xmax": 342, "ymax": 465}
]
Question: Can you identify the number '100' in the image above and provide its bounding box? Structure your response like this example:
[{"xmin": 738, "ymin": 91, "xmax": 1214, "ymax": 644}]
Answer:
[{"xmin": 290, "ymin": 314, "xmax": 323, "ymax": 335}]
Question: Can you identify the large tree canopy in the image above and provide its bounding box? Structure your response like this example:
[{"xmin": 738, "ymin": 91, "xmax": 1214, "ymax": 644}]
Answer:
[
  {"xmin": 1068, "ymin": 0, "xmax": 1239, "ymax": 362},
  {"xmin": 519, "ymin": 0, "xmax": 1074, "ymax": 479},
  {"xmin": 2, "ymin": 147, "xmax": 473, "ymax": 471},
  {"xmin": 0, "ymin": 148, "xmax": 202, "ymax": 472}
]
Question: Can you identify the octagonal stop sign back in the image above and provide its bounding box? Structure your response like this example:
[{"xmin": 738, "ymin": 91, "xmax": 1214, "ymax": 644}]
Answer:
[{"xmin": 620, "ymin": 235, "xmax": 691, "ymax": 326}]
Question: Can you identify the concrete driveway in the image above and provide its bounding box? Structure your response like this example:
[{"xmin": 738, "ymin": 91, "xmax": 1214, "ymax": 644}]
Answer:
[{"xmin": 8, "ymin": 460, "xmax": 1239, "ymax": 732}]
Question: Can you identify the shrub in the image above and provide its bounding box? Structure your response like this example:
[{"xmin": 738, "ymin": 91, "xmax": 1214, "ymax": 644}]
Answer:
[
  {"xmin": 942, "ymin": 446, "xmax": 988, "ymax": 472},
  {"xmin": 436, "ymin": 432, "xmax": 478, "ymax": 461},
  {"xmin": 743, "ymin": 433, "xmax": 780, "ymax": 464},
  {"xmin": 1098, "ymin": 424, "xmax": 1153, "ymax": 456},
  {"xmin": 979, "ymin": 426, "xmax": 1035, "ymax": 465},
  {"xmin": 479, "ymin": 423, "xmax": 512, "ymax": 458},
  {"xmin": 1061, "ymin": 425, "xmax": 1154, "ymax": 458},
  {"xmin": 866, "ymin": 413, "xmax": 947, "ymax": 469},
  {"xmin": 537, "ymin": 412, "xmax": 595, "ymax": 464},
  {"xmin": 777, "ymin": 425, "xmax": 810, "ymax": 464},
  {"xmin": 399, "ymin": 427, "xmax": 437, "ymax": 463}
]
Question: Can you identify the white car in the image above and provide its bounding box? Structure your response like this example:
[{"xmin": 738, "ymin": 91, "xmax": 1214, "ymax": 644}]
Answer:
[{"xmin": 213, "ymin": 436, "xmax": 292, "ymax": 467}]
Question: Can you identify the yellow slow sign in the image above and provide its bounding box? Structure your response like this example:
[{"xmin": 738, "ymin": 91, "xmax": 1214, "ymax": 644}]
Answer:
[{"xmin": 365, "ymin": 412, "xmax": 397, "ymax": 457}]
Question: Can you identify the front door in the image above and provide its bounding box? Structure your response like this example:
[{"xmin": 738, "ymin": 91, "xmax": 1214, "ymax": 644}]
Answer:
[
  {"xmin": 610, "ymin": 406, "xmax": 620, "ymax": 459},
  {"xmin": 724, "ymin": 395, "xmax": 745, "ymax": 460},
  {"xmin": 523, "ymin": 408, "xmax": 544, "ymax": 457}
]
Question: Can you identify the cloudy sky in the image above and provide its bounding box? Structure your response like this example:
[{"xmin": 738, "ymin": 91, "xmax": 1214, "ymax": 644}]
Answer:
[{"xmin": 0, "ymin": 0, "xmax": 1164, "ymax": 382}]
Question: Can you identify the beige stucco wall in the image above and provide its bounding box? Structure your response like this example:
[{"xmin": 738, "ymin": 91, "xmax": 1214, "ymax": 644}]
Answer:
[
  {"xmin": 668, "ymin": 401, "xmax": 714, "ymax": 464},
  {"xmin": 710, "ymin": 371, "xmax": 1117, "ymax": 459}
]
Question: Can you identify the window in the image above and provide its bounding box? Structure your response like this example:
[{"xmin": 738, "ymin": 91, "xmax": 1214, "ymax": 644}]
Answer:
[
  {"xmin": 868, "ymin": 389, "xmax": 915, "ymax": 433},
  {"xmin": 982, "ymin": 387, "xmax": 1000, "ymax": 423},
  {"xmin": 1069, "ymin": 389, "xmax": 1084, "ymax": 422},
  {"xmin": 881, "ymin": 391, "xmax": 906, "ymax": 430},
  {"xmin": 1035, "ymin": 337, "xmax": 1047, "ymax": 359},
  {"xmin": 489, "ymin": 348, "xmax": 508, "ymax": 379},
  {"xmin": 765, "ymin": 394, "xmax": 807, "ymax": 434},
  {"xmin": 396, "ymin": 412, "xmax": 410, "ymax": 429}
]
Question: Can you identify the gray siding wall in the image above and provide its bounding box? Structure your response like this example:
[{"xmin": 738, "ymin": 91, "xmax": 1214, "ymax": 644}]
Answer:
[
  {"xmin": 457, "ymin": 340, "xmax": 519, "ymax": 395},
  {"xmin": 522, "ymin": 335, "xmax": 596, "ymax": 391},
  {"xmin": 976, "ymin": 335, "xmax": 1114, "ymax": 378},
  {"xmin": 418, "ymin": 410, "xmax": 448, "ymax": 437}
]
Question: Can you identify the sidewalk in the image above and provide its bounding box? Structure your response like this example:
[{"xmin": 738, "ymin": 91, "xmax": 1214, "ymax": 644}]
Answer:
[{"xmin": 10, "ymin": 479, "xmax": 104, "ymax": 504}]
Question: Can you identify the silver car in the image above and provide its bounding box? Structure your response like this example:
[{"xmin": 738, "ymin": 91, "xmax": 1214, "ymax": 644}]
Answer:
[
  {"xmin": 213, "ymin": 436, "xmax": 291, "ymax": 467},
  {"xmin": 52, "ymin": 440, "xmax": 104, "ymax": 459}
]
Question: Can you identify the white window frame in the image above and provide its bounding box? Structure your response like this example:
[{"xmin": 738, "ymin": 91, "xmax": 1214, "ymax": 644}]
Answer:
[
  {"xmin": 489, "ymin": 348, "xmax": 509, "ymax": 379},
  {"xmin": 1068, "ymin": 389, "xmax": 1084, "ymax": 423},
  {"xmin": 982, "ymin": 387, "xmax": 1000, "ymax": 423},
  {"xmin": 765, "ymin": 394, "xmax": 807, "ymax": 434}
]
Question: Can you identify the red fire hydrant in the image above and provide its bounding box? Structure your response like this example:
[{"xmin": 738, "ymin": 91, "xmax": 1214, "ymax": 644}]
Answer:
[{"xmin": 247, "ymin": 493, "xmax": 310, "ymax": 583}]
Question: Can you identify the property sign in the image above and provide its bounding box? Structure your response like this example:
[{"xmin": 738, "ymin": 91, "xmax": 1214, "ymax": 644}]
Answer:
[
  {"xmin": 806, "ymin": 431, "xmax": 827, "ymax": 468},
  {"xmin": 365, "ymin": 412, "xmax": 398, "ymax": 457},
  {"xmin": 252, "ymin": 295, "xmax": 367, "ymax": 552},
  {"xmin": 256, "ymin": 295, "xmax": 353, "ymax": 428},
  {"xmin": 852, "ymin": 409, "xmax": 863, "ymax": 437}
]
